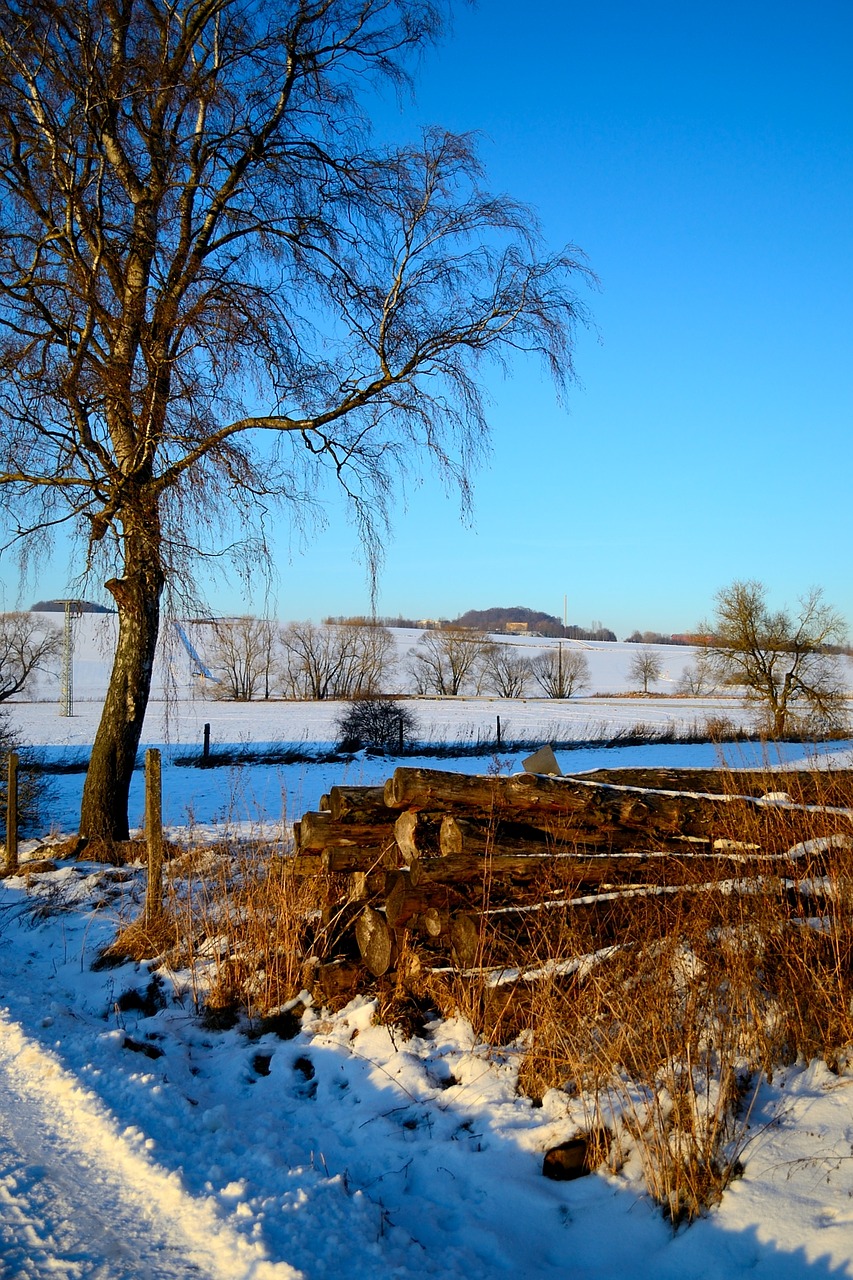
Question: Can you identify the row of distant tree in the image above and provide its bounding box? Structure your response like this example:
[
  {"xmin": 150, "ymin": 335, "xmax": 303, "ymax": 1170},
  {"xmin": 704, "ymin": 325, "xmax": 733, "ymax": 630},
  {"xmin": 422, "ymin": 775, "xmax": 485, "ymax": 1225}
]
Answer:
[{"xmin": 203, "ymin": 619, "xmax": 596, "ymax": 702}]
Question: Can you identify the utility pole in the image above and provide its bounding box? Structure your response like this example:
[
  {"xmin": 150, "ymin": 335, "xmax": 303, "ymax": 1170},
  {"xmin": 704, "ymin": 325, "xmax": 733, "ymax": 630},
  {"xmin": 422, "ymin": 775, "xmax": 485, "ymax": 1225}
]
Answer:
[{"xmin": 59, "ymin": 600, "xmax": 74, "ymax": 717}]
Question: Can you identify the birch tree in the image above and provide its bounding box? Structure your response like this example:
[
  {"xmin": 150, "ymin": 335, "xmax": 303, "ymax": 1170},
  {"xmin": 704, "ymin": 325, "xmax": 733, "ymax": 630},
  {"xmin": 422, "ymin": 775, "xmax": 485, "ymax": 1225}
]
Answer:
[{"xmin": 0, "ymin": 0, "xmax": 589, "ymax": 838}]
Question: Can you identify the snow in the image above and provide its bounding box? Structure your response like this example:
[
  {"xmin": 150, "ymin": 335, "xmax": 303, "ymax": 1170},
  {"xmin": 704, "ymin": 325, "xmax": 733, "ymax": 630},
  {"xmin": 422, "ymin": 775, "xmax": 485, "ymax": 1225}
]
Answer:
[
  {"xmin": 2, "ymin": 623, "xmax": 853, "ymax": 1276},
  {"xmin": 3, "ymin": 857, "xmax": 853, "ymax": 1278}
]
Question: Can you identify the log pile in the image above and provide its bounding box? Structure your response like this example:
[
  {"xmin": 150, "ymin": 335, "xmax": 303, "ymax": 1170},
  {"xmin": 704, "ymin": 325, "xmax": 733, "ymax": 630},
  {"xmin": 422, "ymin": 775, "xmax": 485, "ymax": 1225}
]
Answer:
[{"xmin": 290, "ymin": 766, "xmax": 853, "ymax": 984}]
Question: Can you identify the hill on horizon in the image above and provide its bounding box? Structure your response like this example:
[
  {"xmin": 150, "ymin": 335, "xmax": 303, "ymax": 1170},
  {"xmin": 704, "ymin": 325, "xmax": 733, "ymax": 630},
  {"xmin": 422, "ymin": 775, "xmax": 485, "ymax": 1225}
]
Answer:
[{"xmin": 453, "ymin": 606, "xmax": 616, "ymax": 641}]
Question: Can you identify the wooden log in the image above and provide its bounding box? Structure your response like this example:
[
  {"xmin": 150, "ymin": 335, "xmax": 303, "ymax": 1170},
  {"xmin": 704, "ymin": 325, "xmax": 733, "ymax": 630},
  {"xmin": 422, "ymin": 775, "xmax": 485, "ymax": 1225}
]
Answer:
[
  {"xmin": 321, "ymin": 845, "xmax": 399, "ymax": 873},
  {"xmin": 450, "ymin": 914, "xmax": 481, "ymax": 967},
  {"xmin": 286, "ymin": 854, "xmax": 326, "ymax": 876},
  {"xmin": 578, "ymin": 767, "xmax": 853, "ymax": 807},
  {"xmin": 355, "ymin": 906, "xmax": 393, "ymax": 976},
  {"xmin": 384, "ymin": 767, "xmax": 588, "ymax": 816},
  {"xmin": 383, "ymin": 766, "xmax": 849, "ymax": 852},
  {"xmin": 329, "ymin": 785, "xmax": 392, "ymax": 822},
  {"xmin": 319, "ymin": 794, "xmax": 331, "ymax": 812},
  {"xmin": 296, "ymin": 810, "xmax": 397, "ymax": 853},
  {"xmin": 384, "ymin": 871, "xmax": 423, "ymax": 929},
  {"xmin": 440, "ymin": 815, "xmax": 557, "ymax": 858},
  {"xmin": 410, "ymin": 852, "xmax": 559, "ymax": 887},
  {"xmin": 313, "ymin": 959, "xmax": 364, "ymax": 1001},
  {"xmin": 395, "ymin": 811, "xmax": 442, "ymax": 863},
  {"xmin": 349, "ymin": 870, "xmax": 388, "ymax": 900}
]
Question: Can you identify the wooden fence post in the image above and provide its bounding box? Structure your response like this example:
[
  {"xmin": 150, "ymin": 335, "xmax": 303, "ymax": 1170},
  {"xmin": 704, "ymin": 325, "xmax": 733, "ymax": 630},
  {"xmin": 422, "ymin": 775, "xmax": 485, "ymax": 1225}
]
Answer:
[
  {"xmin": 5, "ymin": 752, "xmax": 18, "ymax": 875},
  {"xmin": 144, "ymin": 748, "xmax": 164, "ymax": 925},
  {"xmin": 203, "ymin": 722, "xmax": 210, "ymax": 763}
]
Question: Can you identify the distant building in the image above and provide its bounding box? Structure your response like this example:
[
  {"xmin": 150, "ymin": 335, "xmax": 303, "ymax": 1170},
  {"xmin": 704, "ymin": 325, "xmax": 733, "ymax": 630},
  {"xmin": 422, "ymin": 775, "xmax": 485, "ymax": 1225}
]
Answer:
[{"xmin": 505, "ymin": 621, "xmax": 530, "ymax": 634}]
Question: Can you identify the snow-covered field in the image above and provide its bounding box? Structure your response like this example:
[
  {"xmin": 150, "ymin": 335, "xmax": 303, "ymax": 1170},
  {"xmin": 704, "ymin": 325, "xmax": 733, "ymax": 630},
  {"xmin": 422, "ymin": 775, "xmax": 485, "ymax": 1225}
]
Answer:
[{"xmin": 3, "ymin": 620, "xmax": 853, "ymax": 1277}]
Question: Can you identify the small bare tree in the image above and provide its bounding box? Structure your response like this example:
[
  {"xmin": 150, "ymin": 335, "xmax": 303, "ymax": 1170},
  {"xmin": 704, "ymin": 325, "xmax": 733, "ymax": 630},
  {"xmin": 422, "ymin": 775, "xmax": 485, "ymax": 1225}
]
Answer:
[
  {"xmin": 408, "ymin": 628, "xmax": 491, "ymax": 696},
  {"xmin": 0, "ymin": 613, "xmax": 62, "ymax": 701},
  {"xmin": 702, "ymin": 581, "xmax": 848, "ymax": 736},
  {"xmin": 629, "ymin": 647, "xmax": 663, "ymax": 694},
  {"xmin": 481, "ymin": 645, "xmax": 532, "ymax": 698},
  {"xmin": 208, "ymin": 617, "xmax": 278, "ymax": 702},
  {"xmin": 531, "ymin": 645, "xmax": 590, "ymax": 698},
  {"xmin": 676, "ymin": 647, "xmax": 720, "ymax": 696}
]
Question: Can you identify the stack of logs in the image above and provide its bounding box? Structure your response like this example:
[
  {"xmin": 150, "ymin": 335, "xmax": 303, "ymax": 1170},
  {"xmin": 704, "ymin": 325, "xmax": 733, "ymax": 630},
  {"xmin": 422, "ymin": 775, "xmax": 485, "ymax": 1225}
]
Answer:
[{"xmin": 290, "ymin": 765, "xmax": 853, "ymax": 985}]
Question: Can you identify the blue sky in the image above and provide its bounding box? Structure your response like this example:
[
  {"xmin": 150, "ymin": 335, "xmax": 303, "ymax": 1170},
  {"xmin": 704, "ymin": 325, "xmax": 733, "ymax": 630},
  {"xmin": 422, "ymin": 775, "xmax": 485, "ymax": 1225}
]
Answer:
[{"xmin": 7, "ymin": 1, "xmax": 852, "ymax": 637}]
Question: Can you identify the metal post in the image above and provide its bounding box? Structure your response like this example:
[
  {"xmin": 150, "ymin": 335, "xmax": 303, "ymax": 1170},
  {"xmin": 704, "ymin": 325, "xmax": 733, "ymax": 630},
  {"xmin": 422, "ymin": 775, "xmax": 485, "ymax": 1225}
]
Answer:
[
  {"xmin": 203, "ymin": 722, "xmax": 211, "ymax": 762},
  {"xmin": 60, "ymin": 600, "xmax": 74, "ymax": 717},
  {"xmin": 496, "ymin": 715, "xmax": 502, "ymax": 749}
]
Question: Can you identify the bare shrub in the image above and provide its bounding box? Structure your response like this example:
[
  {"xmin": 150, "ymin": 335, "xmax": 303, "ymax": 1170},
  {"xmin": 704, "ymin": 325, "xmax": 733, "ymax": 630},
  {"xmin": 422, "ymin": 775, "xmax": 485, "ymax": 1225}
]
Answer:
[{"xmin": 335, "ymin": 698, "xmax": 418, "ymax": 753}]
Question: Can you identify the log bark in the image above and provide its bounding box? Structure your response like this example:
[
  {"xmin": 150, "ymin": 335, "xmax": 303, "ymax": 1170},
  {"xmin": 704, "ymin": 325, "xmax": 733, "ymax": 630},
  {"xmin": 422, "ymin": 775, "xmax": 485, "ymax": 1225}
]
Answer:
[
  {"xmin": 329, "ymin": 785, "xmax": 392, "ymax": 822},
  {"xmin": 296, "ymin": 810, "xmax": 397, "ymax": 853},
  {"xmin": 321, "ymin": 846, "xmax": 399, "ymax": 873}
]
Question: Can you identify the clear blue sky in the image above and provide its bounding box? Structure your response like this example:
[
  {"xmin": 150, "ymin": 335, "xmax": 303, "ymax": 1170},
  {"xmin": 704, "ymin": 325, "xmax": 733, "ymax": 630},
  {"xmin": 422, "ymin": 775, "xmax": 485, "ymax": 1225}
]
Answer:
[{"xmin": 7, "ymin": 1, "xmax": 853, "ymax": 637}]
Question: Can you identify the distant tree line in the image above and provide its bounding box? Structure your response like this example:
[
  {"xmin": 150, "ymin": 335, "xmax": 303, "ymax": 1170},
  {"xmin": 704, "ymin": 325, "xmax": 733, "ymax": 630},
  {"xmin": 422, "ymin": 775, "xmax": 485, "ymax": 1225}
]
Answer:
[
  {"xmin": 199, "ymin": 618, "xmax": 597, "ymax": 701},
  {"xmin": 624, "ymin": 630, "xmax": 691, "ymax": 645}
]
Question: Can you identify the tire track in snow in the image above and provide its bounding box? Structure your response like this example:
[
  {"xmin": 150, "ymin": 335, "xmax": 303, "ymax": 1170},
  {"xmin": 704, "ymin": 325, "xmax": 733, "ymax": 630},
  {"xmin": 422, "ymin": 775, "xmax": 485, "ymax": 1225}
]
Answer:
[{"xmin": 0, "ymin": 1010, "xmax": 302, "ymax": 1280}]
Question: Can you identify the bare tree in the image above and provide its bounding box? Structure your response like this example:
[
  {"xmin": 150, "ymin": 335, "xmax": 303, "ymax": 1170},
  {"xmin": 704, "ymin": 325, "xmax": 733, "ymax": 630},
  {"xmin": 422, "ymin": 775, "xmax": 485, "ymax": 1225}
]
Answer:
[
  {"xmin": 408, "ymin": 628, "xmax": 491, "ymax": 696},
  {"xmin": 480, "ymin": 645, "xmax": 532, "ymax": 698},
  {"xmin": 281, "ymin": 620, "xmax": 394, "ymax": 700},
  {"xmin": 208, "ymin": 616, "xmax": 277, "ymax": 702},
  {"xmin": 0, "ymin": 0, "xmax": 589, "ymax": 839},
  {"xmin": 531, "ymin": 645, "xmax": 590, "ymax": 698},
  {"xmin": 334, "ymin": 621, "xmax": 396, "ymax": 699},
  {"xmin": 0, "ymin": 613, "xmax": 61, "ymax": 701},
  {"xmin": 676, "ymin": 647, "xmax": 720, "ymax": 696},
  {"xmin": 628, "ymin": 647, "xmax": 663, "ymax": 694},
  {"xmin": 702, "ymin": 581, "xmax": 848, "ymax": 736}
]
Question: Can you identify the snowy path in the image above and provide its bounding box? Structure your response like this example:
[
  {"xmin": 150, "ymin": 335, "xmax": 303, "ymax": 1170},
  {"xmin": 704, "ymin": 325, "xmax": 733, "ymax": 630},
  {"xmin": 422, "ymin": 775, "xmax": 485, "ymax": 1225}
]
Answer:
[{"xmin": 0, "ymin": 1013, "xmax": 302, "ymax": 1280}]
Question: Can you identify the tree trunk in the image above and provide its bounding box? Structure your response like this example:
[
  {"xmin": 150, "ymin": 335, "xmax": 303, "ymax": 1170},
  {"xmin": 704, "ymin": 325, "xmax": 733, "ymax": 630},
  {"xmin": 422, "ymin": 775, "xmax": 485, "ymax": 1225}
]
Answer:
[{"xmin": 79, "ymin": 514, "xmax": 165, "ymax": 841}]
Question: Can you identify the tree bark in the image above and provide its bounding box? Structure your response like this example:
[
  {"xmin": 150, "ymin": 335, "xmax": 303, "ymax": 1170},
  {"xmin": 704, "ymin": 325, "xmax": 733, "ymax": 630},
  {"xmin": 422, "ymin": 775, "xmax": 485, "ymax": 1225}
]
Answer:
[{"xmin": 79, "ymin": 514, "xmax": 165, "ymax": 841}]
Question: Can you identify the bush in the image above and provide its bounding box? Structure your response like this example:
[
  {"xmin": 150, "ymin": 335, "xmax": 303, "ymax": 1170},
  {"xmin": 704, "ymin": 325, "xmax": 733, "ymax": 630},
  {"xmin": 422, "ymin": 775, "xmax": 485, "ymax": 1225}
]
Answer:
[{"xmin": 334, "ymin": 698, "xmax": 418, "ymax": 754}]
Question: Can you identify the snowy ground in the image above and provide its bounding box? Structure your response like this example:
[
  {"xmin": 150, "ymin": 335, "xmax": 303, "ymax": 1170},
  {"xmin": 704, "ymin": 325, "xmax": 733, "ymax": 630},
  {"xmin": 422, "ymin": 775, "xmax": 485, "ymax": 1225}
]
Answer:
[
  {"xmin": 3, "ymin": 623, "xmax": 853, "ymax": 1276},
  {"xmin": 3, "ymin": 845, "xmax": 853, "ymax": 1279}
]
